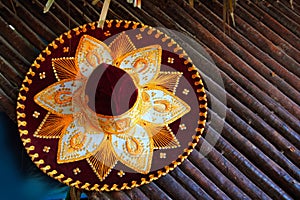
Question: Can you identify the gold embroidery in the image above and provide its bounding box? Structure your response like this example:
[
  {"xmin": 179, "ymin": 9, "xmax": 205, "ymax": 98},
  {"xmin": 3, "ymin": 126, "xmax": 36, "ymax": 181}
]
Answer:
[
  {"xmin": 143, "ymin": 124, "xmax": 180, "ymax": 149},
  {"xmin": 150, "ymin": 72, "xmax": 182, "ymax": 93},
  {"xmin": 147, "ymin": 28, "xmax": 154, "ymax": 35},
  {"xmin": 117, "ymin": 170, "xmax": 125, "ymax": 177},
  {"xmin": 47, "ymin": 170, "xmax": 57, "ymax": 176},
  {"xmin": 167, "ymin": 57, "xmax": 174, "ymax": 63},
  {"xmin": 54, "ymin": 91, "xmax": 72, "ymax": 105},
  {"xmin": 58, "ymin": 35, "xmax": 64, "ymax": 44},
  {"xmin": 24, "ymin": 76, "xmax": 32, "ymax": 84},
  {"xmin": 25, "ymin": 145, "xmax": 34, "ymax": 153},
  {"xmin": 54, "ymin": 174, "xmax": 65, "ymax": 181},
  {"xmin": 133, "ymin": 58, "xmax": 148, "ymax": 73},
  {"xmin": 29, "ymin": 153, "xmax": 38, "ymax": 160},
  {"xmin": 81, "ymin": 183, "xmax": 90, "ymax": 190},
  {"xmin": 49, "ymin": 41, "xmax": 58, "ymax": 49},
  {"xmin": 43, "ymin": 47, "xmax": 51, "ymax": 55},
  {"xmin": 160, "ymin": 153, "xmax": 166, "ymax": 159},
  {"xmin": 18, "ymin": 93, "xmax": 26, "ymax": 101},
  {"xmin": 70, "ymin": 180, "xmax": 81, "ymax": 187},
  {"xmin": 34, "ymin": 159, "xmax": 44, "ymax": 167},
  {"xmin": 17, "ymin": 111, "xmax": 26, "ymax": 119},
  {"xmin": 142, "ymin": 91, "xmax": 150, "ymax": 102},
  {"xmin": 33, "ymin": 111, "xmax": 40, "ymax": 118},
  {"xmin": 155, "ymin": 31, "xmax": 163, "ymax": 38},
  {"xmin": 20, "ymin": 130, "xmax": 28, "ymax": 136},
  {"xmin": 124, "ymin": 21, "xmax": 131, "ymax": 28},
  {"xmin": 34, "ymin": 113, "xmax": 73, "ymax": 139},
  {"xmin": 109, "ymin": 32, "xmax": 136, "ymax": 60},
  {"xmin": 182, "ymin": 89, "xmax": 189, "ymax": 95},
  {"xmin": 174, "ymin": 45, "xmax": 181, "ymax": 53},
  {"xmin": 17, "ymin": 102, "xmax": 25, "ymax": 110},
  {"xmin": 27, "ymin": 29, "xmax": 198, "ymax": 185},
  {"xmin": 21, "ymin": 84, "xmax": 29, "ymax": 92},
  {"xmin": 65, "ymin": 31, "xmax": 72, "ymax": 39},
  {"xmin": 87, "ymin": 138, "xmax": 117, "ymax": 181},
  {"xmin": 73, "ymin": 168, "xmax": 81, "ymax": 175},
  {"xmin": 116, "ymin": 20, "xmax": 122, "ymax": 28},
  {"xmin": 17, "ymin": 21, "xmax": 208, "ymax": 192},
  {"xmin": 104, "ymin": 31, "xmax": 111, "ymax": 36},
  {"xmin": 106, "ymin": 20, "xmax": 113, "ymax": 28},
  {"xmin": 125, "ymin": 137, "xmax": 143, "ymax": 155},
  {"xmin": 86, "ymin": 50, "xmax": 102, "ymax": 68},
  {"xmin": 81, "ymin": 24, "xmax": 87, "ymax": 33},
  {"xmin": 18, "ymin": 120, "xmax": 27, "ymax": 127},
  {"xmin": 63, "ymin": 47, "xmax": 69, "ymax": 52},
  {"xmin": 90, "ymin": 184, "xmax": 99, "ymax": 191},
  {"xmin": 153, "ymin": 100, "xmax": 172, "ymax": 113},
  {"xmin": 36, "ymin": 54, "xmax": 45, "ymax": 62},
  {"xmin": 115, "ymin": 118, "xmax": 131, "ymax": 131},
  {"xmin": 63, "ymin": 178, "xmax": 73, "ymax": 184},
  {"xmin": 41, "ymin": 165, "xmax": 51, "ymax": 173},
  {"xmin": 136, "ymin": 34, "xmax": 142, "ymax": 40},
  {"xmin": 52, "ymin": 57, "xmax": 79, "ymax": 81},
  {"xmin": 90, "ymin": 22, "xmax": 96, "ymax": 30},
  {"xmin": 132, "ymin": 22, "xmax": 140, "ymax": 29},
  {"xmin": 69, "ymin": 132, "xmax": 86, "ymax": 150},
  {"xmin": 179, "ymin": 124, "xmax": 187, "ymax": 130},
  {"xmin": 27, "ymin": 68, "xmax": 35, "ymax": 77},
  {"xmin": 43, "ymin": 146, "xmax": 51, "ymax": 153}
]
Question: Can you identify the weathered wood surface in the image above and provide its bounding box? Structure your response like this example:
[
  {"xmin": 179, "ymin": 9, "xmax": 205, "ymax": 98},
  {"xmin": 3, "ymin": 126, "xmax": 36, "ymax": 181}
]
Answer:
[{"xmin": 0, "ymin": 0, "xmax": 299, "ymax": 199}]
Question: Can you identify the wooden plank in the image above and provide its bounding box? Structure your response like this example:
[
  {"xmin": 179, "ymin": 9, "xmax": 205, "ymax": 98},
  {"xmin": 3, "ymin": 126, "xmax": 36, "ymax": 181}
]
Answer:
[
  {"xmin": 140, "ymin": 182, "xmax": 172, "ymax": 200},
  {"xmin": 0, "ymin": 2, "xmax": 47, "ymax": 51},
  {"xmin": 155, "ymin": 174, "xmax": 199, "ymax": 200},
  {"xmin": 2, "ymin": 0, "xmax": 57, "ymax": 42},
  {"xmin": 194, "ymin": 1, "xmax": 300, "ymax": 91},
  {"xmin": 0, "ymin": 37, "xmax": 29, "ymax": 77},
  {"xmin": 0, "ymin": 15, "xmax": 37, "ymax": 61},
  {"xmin": 18, "ymin": 0, "xmax": 69, "ymax": 35},
  {"xmin": 170, "ymin": 167, "xmax": 213, "ymax": 199}
]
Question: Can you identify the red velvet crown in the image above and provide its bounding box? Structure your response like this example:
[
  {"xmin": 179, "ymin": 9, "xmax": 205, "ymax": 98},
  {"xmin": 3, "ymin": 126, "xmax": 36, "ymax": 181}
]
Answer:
[{"xmin": 85, "ymin": 63, "xmax": 138, "ymax": 116}]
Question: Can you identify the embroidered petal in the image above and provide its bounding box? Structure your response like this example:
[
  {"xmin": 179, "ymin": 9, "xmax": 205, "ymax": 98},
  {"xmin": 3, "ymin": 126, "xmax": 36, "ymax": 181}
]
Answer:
[
  {"xmin": 57, "ymin": 118, "xmax": 105, "ymax": 163},
  {"xmin": 149, "ymin": 71, "xmax": 183, "ymax": 94},
  {"xmin": 52, "ymin": 57, "xmax": 82, "ymax": 81},
  {"xmin": 34, "ymin": 79, "xmax": 83, "ymax": 116},
  {"xmin": 114, "ymin": 45, "xmax": 162, "ymax": 86},
  {"xmin": 108, "ymin": 31, "xmax": 136, "ymax": 60},
  {"xmin": 34, "ymin": 112, "xmax": 73, "ymax": 139},
  {"xmin": 87, "ymin": 137, "xmax": 118, "ymax": 181},
  {"xmin": 142, "ymin": 124, "xmax": 180, "ymax": 149},
  {"xmin": 141, "ymin": 88, "xmax": 190, "ymax": 125},
  {"xmin": 111, "ymin": 124, "xmax": 153, "ymax": 174},
  {"xmin": 75, "ymin": 35, "xmax": 112, "ymax": 77}
]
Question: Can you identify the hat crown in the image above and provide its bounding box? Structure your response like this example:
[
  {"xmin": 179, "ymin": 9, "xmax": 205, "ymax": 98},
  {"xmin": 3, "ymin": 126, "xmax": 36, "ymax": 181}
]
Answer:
[{"xmin": 85, "ymin": 63, "xmax": 138, "ymax": 116}]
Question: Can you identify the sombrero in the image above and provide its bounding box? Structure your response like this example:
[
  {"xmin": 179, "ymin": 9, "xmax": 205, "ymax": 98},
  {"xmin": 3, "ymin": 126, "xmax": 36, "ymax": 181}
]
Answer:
[{"xmin": 16, "ymin": 20, "xmax": 207, "ymax": 191}]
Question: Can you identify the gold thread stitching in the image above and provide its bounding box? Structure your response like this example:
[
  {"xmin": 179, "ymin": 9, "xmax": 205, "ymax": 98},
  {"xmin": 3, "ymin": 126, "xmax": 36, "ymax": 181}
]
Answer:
[{"xmin": 18, "ymin": 20, "xmax": 207, "ymax": 192}]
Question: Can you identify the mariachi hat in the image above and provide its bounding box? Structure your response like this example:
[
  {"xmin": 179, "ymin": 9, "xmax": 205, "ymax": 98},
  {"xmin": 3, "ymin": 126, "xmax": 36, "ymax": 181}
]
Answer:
[{"xmin": 17, "ymin": 20, "xmax": 207, "ymax": 191}]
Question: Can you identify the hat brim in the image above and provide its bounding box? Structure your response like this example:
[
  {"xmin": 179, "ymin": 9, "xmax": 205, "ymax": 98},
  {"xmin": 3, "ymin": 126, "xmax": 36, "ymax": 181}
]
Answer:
[{"xmin": 17, "ymin": 20, "xmax": 207, "ymax": 191}]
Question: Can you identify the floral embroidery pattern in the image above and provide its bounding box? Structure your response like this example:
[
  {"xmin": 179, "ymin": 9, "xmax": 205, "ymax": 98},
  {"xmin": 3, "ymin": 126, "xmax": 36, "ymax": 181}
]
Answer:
[{"xmin": 34, "ymin": 32, "xmax": 190, "ymax": 181}]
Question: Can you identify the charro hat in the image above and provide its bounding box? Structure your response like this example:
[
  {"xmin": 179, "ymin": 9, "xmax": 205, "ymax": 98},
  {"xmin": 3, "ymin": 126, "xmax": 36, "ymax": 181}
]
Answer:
[{"xmin": 17, "ymin": 20, "xmax": 207, "ymax": 191}]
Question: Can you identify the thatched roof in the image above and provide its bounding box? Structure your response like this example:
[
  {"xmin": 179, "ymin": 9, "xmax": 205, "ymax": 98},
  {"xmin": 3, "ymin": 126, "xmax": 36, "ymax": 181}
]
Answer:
[{"xmin": 0, "ymin": 0, "xmax": 299, "ymax": 199}]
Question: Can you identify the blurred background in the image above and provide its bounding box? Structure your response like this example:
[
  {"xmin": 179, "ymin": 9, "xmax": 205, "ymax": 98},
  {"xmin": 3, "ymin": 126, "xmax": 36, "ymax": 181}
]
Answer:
[{"xmin": 0, "ymin": 112, "xmax": 70, "ymax": 200}]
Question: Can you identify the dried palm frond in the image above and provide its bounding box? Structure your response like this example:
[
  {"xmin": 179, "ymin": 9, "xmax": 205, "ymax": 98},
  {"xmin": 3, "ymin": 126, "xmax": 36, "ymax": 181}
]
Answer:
[
  {"xmin": 42, "ymin": 0, "xmax": 294, "ymax": 27},
  {"xmin": 43, "ymin": 0, "xmax": 55, "ymax": 13},
  {"xmin": 223, "ymin": 0, "xmax": 236, "ymax": 27}
]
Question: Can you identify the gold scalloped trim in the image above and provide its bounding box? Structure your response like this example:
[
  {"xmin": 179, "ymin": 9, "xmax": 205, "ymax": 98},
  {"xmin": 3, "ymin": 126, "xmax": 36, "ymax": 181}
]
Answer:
[{"xmin": 17, "ymin": 20, "xmax": 207, "ymax": 192}]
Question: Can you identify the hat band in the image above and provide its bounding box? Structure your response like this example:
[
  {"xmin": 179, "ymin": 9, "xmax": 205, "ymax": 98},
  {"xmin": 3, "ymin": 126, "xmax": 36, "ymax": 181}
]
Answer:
[{"xmin": 96, "ymin": 89, "xmax": 150, "ymax": 134}]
